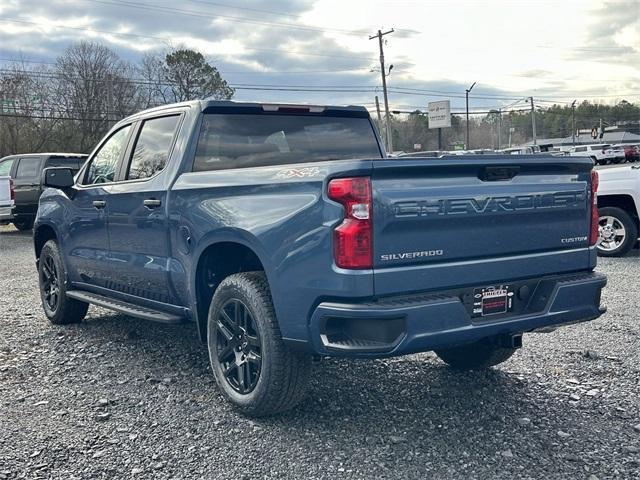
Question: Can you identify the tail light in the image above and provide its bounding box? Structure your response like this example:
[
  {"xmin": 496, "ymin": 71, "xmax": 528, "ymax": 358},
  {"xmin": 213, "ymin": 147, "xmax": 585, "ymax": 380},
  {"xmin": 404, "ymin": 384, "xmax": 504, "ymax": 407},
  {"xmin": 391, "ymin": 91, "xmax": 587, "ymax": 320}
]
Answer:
[
  {"xmin": 589, "ymin": 170, "xmax": 599, "ymax": 246},
  {"xmin": 9, "ymin": 178, "xmax": 15, "ymax": 202},
  {"xmin": 327, "ymin": 177, "xmax": 372, "ymax": 269}
]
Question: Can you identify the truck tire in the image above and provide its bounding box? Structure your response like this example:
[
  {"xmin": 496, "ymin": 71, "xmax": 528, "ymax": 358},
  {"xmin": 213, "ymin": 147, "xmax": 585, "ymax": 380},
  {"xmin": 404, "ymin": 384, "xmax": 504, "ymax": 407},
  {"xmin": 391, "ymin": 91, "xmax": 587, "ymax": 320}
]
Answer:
[
  {"xmin": 13, "ymin": 218, "xmax": 34, "ymax": 231},
  {"xmin": 435, "ymin": 337, "xmax": 517, "ymax": 370},
  {"xmin": 207, "ymin": 271, "xmax": 310, "ymax": 416},
  {"xmin": 38, "ymin": 240, "xmax": 88, "ymax": 324},
  {"xmin": 597, "ymin": 207, "xmax": 637, "ymax": 257}
]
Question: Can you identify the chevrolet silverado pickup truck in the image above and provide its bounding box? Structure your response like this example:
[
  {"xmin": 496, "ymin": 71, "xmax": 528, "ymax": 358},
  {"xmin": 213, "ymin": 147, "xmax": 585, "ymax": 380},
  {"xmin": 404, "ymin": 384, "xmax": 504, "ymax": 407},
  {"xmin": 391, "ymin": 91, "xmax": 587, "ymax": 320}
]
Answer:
[
  {"xmin": 595, "ymin": 164, "xmax": 640, "ymax": 256},
  {"xmin": 34, "ymin": 100, "xmax": 606, "ymax": 416}
]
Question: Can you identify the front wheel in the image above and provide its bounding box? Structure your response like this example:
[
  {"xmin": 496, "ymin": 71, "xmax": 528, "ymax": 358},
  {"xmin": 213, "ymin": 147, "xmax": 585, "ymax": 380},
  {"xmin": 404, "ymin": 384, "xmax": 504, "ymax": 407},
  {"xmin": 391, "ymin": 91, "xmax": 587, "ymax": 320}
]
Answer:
[
  {"xmin": 207, "ymin": 272, "xmax": 310, "ymax": 416},
  {"xmin": 597, "ymin": 207, "xmax": 637, "ymax": 257},
  {"xmin": 435, "ymin": 337, "xmax": 517, "ymax": 370},
  {"xmin": 38, "ymin": 240, "xmax": 88, "ymax": 324}
]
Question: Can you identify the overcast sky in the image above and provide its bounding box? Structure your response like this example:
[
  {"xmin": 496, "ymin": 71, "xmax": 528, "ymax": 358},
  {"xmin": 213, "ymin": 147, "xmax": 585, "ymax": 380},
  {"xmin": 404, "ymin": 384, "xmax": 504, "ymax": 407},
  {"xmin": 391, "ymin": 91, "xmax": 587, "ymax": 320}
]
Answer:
[{"xmin": 0, "ymin": 0, "xmax": 638, "ymax": 113}]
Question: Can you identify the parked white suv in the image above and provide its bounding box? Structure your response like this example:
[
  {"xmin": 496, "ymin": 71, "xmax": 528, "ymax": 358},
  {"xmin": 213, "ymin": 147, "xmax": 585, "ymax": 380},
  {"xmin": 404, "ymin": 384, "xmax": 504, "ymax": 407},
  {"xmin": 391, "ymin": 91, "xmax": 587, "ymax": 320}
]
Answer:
[
  {"xmin": 596, "ymin": 164, "xmax": 640, "ymax": 256},
  {"xmin": 569, "ymin": 144, "xmax": 625, "ymax": 165}
]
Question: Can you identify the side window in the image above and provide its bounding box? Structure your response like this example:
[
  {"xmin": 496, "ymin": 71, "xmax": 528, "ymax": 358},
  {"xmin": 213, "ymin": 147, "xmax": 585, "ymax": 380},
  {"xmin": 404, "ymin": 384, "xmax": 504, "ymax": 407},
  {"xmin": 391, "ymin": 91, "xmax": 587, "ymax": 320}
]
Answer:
[
  {"xmin": 15, "ymin": 157, "xmax": 42, "ymax": 178},
  {"xmin": 0, "ymin": 159, "xmax": 14, "ymax": 176},
  {"xmin": 127, "ymin": 115, "xmax": 180, "ymax": 181},
  {"xmin": 84, "ymin": 125, "xmax": 131, "ymax": 185}
]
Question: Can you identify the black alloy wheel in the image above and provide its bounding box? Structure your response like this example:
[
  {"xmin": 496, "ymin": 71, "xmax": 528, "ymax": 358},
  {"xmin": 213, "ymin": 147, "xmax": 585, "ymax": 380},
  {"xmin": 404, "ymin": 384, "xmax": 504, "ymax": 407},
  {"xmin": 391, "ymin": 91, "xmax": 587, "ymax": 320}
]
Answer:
[
  {"xmin": 41, "ymin": 254, "xmax": 60, "ymax": 312},
  {"xmin": 215, "ymin": 298, "xmax": 262, "ymax": 394}
]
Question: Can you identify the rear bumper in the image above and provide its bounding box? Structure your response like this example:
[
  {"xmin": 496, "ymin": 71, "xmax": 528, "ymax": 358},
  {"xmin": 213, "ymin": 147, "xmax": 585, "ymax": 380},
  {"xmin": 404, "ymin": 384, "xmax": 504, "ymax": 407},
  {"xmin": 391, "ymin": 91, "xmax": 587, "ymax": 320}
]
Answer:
[
  {"xmin": 0, "ymin": 205, "xmax": 13, "ymax": 222},
  {"xmin": 308, "ymin": 271, "xmax": 606, "ymax": 358}
]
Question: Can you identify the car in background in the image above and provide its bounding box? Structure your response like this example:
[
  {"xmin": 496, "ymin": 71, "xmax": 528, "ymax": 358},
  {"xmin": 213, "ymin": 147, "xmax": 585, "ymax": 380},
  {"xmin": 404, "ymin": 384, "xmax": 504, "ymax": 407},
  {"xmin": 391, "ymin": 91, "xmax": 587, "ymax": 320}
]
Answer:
[
  {"xmin": 500, "ymin": 147, "xmax": 534, "ymax": 155},
  {"xmin": 398, "ymin": 150, "xmax": 444, "ymax": 158},
  {"xmin": 0, "ymin": 153, "xmax": 87, "ymax": 230},
  {"xmin": 0, "ymin": 173, "xmax": 13, "ymax": 224},
  {"xmin": 569, "ymin": 144, "xmax": 624, "ymax": 165},
  {"xmin": 613, "ymin": 144, "xmax": 639, "ymax": 163}
]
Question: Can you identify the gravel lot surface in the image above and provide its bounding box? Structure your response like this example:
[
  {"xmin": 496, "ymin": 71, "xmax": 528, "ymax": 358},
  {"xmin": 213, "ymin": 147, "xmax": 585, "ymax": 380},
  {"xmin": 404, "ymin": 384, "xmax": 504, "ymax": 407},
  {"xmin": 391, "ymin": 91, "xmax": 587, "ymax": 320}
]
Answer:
[{"xmin": 1, "ymin": 225, "xmax": 639, "ymax": 480}]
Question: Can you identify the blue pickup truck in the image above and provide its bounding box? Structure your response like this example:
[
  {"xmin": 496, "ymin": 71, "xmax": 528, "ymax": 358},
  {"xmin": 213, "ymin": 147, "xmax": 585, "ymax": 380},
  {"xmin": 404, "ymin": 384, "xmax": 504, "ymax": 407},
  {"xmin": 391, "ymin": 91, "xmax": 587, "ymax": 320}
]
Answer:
[{"xmin": 34, "ymin": 100, "xmax": 606, "ymax": 415}]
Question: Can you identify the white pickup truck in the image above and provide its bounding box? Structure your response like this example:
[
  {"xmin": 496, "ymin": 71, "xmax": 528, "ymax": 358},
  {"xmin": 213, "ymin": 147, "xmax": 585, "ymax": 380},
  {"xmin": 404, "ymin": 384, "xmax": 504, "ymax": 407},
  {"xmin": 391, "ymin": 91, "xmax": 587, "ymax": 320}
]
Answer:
[
  {"xmin": 0, "ymin": 175, "xmax": 13, "ymax": 224},
  {"xmin": 596, "ymin": 164, "xmax": 640, "ymax": 256},
  {"xmin": 570, "ymin": 144, "xmax": 625, "ymax": 165}
]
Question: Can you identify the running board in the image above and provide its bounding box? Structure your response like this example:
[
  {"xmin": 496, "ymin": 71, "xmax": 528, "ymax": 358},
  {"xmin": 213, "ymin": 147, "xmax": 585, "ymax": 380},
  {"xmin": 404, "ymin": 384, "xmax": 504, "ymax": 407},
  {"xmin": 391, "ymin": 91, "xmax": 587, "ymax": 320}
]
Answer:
[{"xmin": 66, "ymin": 290, "xmax": 185, "ymax": 324}]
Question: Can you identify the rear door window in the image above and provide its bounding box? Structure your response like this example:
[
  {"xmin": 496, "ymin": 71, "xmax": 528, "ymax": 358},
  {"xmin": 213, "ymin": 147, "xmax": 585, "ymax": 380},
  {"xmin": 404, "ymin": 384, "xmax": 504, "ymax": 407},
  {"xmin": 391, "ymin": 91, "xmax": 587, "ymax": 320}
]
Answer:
[
  {"xmin": 15, "ymin": 157, "xmax": 42, "ymax": 179},
  {"xmin": 126, "ymin": 115, "xmax": 181, "ymax": 181},
  {"xmin": 193, "ymin": 113, "xmax": 382, "ymax": 172}
]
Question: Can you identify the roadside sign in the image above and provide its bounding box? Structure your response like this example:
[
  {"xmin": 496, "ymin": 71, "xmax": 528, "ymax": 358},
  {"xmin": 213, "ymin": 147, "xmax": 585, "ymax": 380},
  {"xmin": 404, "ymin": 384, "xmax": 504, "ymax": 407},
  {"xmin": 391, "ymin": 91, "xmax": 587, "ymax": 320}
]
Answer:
[
  {"xmin": 428, "ymin": 100, "xmax": 451, "ymax": 129},
  {"xmin": 413, "ymin": 143, "xmax": 422, "ymax": 150},
  {"xmin": 591, "ymin": 127, "xmax": 598, "ymax": 139}
]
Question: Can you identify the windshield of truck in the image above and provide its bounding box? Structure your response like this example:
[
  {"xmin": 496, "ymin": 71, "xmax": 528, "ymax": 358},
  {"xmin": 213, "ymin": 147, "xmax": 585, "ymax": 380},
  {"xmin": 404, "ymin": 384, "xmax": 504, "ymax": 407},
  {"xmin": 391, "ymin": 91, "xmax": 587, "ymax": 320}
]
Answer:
[{"xmin": 193, "ymin": 113, "xmax": 382, "ymax": 171}]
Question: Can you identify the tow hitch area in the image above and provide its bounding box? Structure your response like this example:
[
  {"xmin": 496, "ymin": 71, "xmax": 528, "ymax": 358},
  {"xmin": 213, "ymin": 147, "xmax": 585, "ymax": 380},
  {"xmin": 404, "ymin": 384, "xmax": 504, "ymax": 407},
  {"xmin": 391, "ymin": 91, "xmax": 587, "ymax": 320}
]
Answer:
[{"xmin": 499, "ymin": 333, "xmax": 523, "ymax": 349}]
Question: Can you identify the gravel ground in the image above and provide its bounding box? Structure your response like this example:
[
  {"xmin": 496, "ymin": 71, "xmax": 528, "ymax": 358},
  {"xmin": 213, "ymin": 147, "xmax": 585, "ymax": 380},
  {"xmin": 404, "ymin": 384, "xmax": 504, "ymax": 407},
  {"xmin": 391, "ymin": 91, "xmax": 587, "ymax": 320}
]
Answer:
[{"xmin": 1, "ymin": 225, "xmax": 639, "ymax": 480}]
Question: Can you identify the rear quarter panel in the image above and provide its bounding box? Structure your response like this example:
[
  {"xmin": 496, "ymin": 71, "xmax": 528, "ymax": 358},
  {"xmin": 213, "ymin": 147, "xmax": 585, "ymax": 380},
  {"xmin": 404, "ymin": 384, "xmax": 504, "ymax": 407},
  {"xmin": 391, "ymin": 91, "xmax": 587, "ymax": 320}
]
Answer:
[{"xmin": 169, "ymin": 160, "xmax": 375, "ymax": 342}]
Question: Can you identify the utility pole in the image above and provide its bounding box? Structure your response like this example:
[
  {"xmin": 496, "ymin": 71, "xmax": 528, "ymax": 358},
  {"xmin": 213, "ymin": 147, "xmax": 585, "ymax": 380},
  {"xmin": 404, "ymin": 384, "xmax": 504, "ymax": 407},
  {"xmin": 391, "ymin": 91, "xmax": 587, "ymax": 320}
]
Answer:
[
  {"xmin": 571, "ymin": 100, "xmax": 577, "ymax": 146},
  {"xmin": 599, "ymin": 118, "xmax": 604, "ymax": 139},
  {"xmin": 374, "ymin": 95, "xmax": 385, "ymax": 146},
  {"xmin": 106, "ymin": 75, "xmax": 114, "ymax": 129},
  {"xmin": 529, "ymin": 96, "xmax": 537, "ymax": 145},
  {"xmin": 370, "ymin": 28, "xmax": 394, "ymax": 153},
  {"xmin": 465, "ymin": 81, "xmax": 476, "ymax": 149},
  {"xmin": 497, "ymin": 108, "xmax": 502, "ymax": 150}
]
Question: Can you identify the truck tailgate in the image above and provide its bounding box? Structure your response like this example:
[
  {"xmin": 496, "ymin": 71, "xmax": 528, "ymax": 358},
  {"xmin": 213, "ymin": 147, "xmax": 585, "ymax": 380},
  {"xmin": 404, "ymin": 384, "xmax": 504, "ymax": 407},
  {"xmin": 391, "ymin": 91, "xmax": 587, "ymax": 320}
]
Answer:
[
  {"xmin": 372, "ymin": 155, "xmax": 595, "ymax": 296},
  {"xmin": 0, "ymin": 176, "xmax": 12, "ymax": 208}
]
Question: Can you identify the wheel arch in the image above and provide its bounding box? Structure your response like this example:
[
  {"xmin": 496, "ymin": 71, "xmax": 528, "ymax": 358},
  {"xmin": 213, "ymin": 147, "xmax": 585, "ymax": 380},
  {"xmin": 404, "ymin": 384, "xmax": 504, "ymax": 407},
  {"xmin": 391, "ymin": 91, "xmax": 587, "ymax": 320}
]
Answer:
[
  {"xmin": 34, "ymin": 223, "xmax": 59, "ymax": 260},
  {"xmin": 597, "ymin": 194, "xmax": 639, "ymax": 226},
  {"xmin": 192, "ymin": 238, "xmax": 270, "ymax": 342}
]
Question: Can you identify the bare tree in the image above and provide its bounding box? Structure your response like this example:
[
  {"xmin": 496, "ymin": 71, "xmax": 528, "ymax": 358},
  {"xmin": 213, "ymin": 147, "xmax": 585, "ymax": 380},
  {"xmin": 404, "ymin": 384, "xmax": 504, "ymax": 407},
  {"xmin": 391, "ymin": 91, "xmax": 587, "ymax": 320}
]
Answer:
[
  {"xmin": 54, "ymin": 41, "xmax": 140, "ymax": 151},
  {"xmin": 0, "ymin": 64, "xmax": 61, "ymax": 156}
]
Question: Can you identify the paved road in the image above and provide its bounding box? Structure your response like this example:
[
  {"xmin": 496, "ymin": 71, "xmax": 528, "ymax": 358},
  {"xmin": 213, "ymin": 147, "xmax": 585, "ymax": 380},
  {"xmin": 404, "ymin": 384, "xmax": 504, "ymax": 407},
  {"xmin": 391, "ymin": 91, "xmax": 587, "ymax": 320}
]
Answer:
[{"xmin": 0, "ymin": 226, "xmax": 639, "ymax": 479}]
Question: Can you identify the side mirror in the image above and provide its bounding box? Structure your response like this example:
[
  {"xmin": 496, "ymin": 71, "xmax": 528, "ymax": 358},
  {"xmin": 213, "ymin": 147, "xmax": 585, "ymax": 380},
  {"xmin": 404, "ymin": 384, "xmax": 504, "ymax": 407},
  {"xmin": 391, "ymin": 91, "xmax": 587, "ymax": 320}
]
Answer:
[{"xmin": 43, "ymin": 167, "xmax": 75, "ymax": 189}]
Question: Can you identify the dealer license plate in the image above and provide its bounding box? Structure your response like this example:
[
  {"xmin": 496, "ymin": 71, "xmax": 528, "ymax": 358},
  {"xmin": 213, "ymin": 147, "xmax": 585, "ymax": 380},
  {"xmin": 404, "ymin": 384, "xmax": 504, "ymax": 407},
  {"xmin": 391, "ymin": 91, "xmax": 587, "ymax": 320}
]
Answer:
[{"xmin": 472, "ymin": 285, "xmax": 514, "ymax": 317}]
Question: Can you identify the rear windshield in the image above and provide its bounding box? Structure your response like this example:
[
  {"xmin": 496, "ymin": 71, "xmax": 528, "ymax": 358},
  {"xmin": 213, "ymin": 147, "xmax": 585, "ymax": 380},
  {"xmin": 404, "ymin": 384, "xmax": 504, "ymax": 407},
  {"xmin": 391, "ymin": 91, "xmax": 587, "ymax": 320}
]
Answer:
[{"xmin": 193, "ymin": 113, "xmax": 382, "ymax": 172}]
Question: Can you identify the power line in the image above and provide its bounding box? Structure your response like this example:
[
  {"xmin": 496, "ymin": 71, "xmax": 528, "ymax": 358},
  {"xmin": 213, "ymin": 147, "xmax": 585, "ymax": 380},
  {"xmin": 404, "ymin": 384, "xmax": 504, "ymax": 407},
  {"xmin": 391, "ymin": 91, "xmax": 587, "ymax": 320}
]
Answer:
[
  {"xmin": 83, "ymin": 0, "xmax": 371, "ymax": 37},
  {"xmin": 0, "ymin": 18, "xmax": 376, "ymax": 61}
]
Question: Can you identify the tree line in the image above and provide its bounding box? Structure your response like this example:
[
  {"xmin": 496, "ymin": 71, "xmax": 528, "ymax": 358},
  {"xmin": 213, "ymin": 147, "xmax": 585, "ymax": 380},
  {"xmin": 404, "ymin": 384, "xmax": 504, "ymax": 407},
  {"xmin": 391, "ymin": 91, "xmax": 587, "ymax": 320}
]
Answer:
[
  {"xmin": 0, "ymin": 41, "xmax": 234, "ymax": 157},
  {"xmin": 1, "ymin": 40, "xmax": 637, "ymax": 157},
  {"xmin": 388, "ymin": 100, "xmax": 640, "ymax": 153}
]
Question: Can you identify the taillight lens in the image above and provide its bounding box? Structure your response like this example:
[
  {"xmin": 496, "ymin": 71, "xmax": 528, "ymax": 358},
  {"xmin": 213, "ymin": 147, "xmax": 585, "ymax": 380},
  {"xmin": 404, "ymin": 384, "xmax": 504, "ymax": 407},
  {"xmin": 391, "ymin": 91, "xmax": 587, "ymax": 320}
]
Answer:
[
  {"xmin": 9, "ymin": 178, "xmax": 15, "ymax": 201},
  {"xmin": 327, "ymin": 177, "xmax": 372, "ymax": 269},
  {"xmin": 590, "ymin": 170, "xmax": 599, "ymax": 246}
]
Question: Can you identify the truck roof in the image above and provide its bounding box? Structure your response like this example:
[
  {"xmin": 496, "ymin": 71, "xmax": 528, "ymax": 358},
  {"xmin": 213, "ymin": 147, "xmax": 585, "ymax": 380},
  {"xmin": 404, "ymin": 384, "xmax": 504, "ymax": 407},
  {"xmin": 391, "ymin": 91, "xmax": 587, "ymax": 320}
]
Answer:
[
  {"xmin": 125, "ymin": 99, "xmax": 370, "ymax": 121},
  {"xmin": 0, "ymin": 153, "xmax": 87, "ymax": 160}
]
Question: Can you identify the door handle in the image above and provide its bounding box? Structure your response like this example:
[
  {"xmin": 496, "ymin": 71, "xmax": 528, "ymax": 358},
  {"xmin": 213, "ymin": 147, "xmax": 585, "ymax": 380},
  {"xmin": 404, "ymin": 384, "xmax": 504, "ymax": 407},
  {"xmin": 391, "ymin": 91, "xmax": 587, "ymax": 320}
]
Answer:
[
  {"xmin": 143, "ymin": 198, "xmax": 161, "ymax": 209},
  {"xmin": 92, "ymin": 200, "xmax": 106, "ymax": 209}
]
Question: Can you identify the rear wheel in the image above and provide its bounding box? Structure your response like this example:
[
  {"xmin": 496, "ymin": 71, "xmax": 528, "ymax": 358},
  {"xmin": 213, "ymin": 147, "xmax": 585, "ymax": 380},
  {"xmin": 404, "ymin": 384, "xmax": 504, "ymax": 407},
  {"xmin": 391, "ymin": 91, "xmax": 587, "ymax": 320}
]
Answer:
[
  {"xmin": 13, "ymin": 218, "xmax": 34, "ymax": 231},
  {"xmin": 597, "ymin": 207, "xmax": 637, "ymax": 257},
  {"xmin": 207, "ymin": 272, "xmax": 310, "ymax": 416},
  {"xmin": 435, "ymin": 337, "xmax": 517, "ymax": 370},
  {"xmin": 38, "ymin": 240, "xmax": 88, "ymax": 324}
]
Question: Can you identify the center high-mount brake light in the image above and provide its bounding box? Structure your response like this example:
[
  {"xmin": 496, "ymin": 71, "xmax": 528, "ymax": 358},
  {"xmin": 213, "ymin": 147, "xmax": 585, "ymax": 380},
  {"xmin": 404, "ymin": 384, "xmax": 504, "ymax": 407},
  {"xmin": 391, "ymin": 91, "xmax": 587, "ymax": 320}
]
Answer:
[
  {"xmin": 327, "ymin": 177, "xmax": 372, "ymax": 269},
  {"xmin": 590, "ymin": 170, "xmax": 599, "ymax": 246}
]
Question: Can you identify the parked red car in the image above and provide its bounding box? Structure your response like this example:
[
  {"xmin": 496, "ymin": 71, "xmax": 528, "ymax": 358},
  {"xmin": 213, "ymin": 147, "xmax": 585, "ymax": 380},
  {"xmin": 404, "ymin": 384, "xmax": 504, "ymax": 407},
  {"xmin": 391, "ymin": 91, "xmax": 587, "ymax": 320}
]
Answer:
[{"xmin": 614, "ymin": 144, "xmax": 640, "ymax": 163}]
